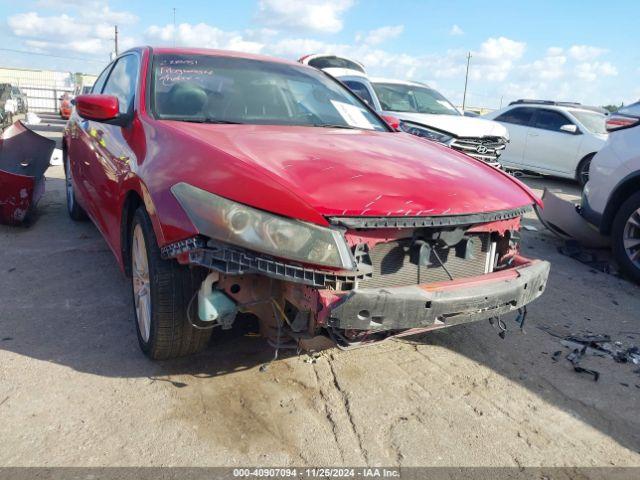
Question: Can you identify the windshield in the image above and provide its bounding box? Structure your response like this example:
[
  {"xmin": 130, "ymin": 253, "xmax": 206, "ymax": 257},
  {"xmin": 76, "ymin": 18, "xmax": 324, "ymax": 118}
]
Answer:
[
  {"xmin": 571, "ymin": 110, "xmax": 607, "ymax": 135},
  {"xmin": 372, "ymin": 82, "xmax": 460, "ymax": 115},
  {"xmin": 151, "ymin": 54, "xmax": 387, "ymax": 131}
]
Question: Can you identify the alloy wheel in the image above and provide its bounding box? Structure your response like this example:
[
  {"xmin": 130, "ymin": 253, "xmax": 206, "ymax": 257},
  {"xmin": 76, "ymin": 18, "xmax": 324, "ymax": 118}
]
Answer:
[
  {"xmin": 623, "ymin": 208, "xmax": 640, "ymax": 269},
  {"xmin": 132, "ymin": 224, "xmax": 152, "ymax": 342}
]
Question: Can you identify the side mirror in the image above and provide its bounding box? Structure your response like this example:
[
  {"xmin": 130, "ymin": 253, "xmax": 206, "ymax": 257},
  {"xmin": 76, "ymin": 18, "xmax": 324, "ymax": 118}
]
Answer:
[
  {"xmin": 381, "ymin": 114, "xmax": 401, "ymax": 131},
  {"xmin": 560, "ymin": 124, "xmax": 578, "ymax": 134},
  {"xmin": 75, "ymin": 94, "xmax": 124, "ymax": 124}
]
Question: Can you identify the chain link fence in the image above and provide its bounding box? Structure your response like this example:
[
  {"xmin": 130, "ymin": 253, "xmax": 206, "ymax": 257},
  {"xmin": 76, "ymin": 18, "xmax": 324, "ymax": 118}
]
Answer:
[{"xmin": 0, "ymin": 67, "xmax": 96, "ymax": 113}]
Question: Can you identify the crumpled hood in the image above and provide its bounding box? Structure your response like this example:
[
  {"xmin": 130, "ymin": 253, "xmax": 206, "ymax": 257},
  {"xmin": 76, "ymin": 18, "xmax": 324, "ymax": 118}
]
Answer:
[
  {"xmin": 165, "ymin": 123, "xmax": 536, "ymax": 219},
  {"xmin": 385, "ymin": 111, "xmax": 509, "ymax": 139}
]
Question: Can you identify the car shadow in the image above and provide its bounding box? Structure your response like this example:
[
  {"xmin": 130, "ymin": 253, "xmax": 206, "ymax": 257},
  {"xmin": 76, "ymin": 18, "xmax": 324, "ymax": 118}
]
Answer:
[{"xmin": 1, "ymin": 175, "xmax": 639, "ymax": 456}]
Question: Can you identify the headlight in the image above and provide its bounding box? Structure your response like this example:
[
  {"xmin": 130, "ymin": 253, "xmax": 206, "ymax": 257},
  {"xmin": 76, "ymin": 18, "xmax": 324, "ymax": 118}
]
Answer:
[
  {"xmin": 399, "ymin": 121, "xmax": 453, "ymax": 144},
  {"xmin": 171, "ymin": 182, "xmax": 355, "ymax": 270}
]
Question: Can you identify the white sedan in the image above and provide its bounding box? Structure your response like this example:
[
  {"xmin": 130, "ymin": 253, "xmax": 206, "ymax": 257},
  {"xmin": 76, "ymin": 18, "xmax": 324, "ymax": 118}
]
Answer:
[{"xmin": 484, "ymin": 100, "xmax": 608, "ymax": 185}]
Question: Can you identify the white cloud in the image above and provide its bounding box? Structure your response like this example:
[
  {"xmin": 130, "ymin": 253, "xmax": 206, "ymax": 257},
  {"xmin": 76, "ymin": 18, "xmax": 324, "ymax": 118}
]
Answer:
[
  {"xmin": 256, "ymin": 0, "xmax": 354, "ymax": 34},
  {"xmin": 575, "ymin": 61, "xmax": 618, "ymax": 81},
  {"xmin": 449, "ymin": 24, "xmax": 464, "ymax": 36},
  {"xmin": 7, "ymin": 2, "xmax": 138, "ymax": 58},
  {"xmin": 145, "ymin": 23, "xmax": 265, "ymax": 54},
  {"xmin": 471, "ymin": 36, "xmax": 526, "ymax": 81},
  {"xmin": 361, "ymin": 25, "xmax": 404, "ymax": 46},
  {"xmin": 7, "ymin": 10, "xmax": 138, "ymax": 56},
  {"xmin": 568, "ymin": 45, "xmax": 608, "ymax": 61},
  {"xmin": 527, "ymin": 50, "xmax": 567, "ymax": 80}
]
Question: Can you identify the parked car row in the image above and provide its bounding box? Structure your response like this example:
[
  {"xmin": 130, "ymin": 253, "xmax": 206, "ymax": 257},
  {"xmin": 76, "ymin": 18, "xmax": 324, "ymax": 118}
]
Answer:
[
  {"xmin": 0, "ymin": 83, "xmax": 28, "ymax": 128},
  {"xmin": 299, "ymin": 54, "xmax": 509, "ymax": 168},
  {"xmin": 296, "ymin": 55, "xmax": 615, "ymax": 188},
  {"xmin": 62, "ymin": 47, "xmax": 550, "ymax": 360}
]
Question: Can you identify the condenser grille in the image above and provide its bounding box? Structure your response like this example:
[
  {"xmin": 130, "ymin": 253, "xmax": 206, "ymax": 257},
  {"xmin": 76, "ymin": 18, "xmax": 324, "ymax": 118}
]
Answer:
[{"xmin": 359, "ymin": 233, "xmax": 491, "ymax": 289}]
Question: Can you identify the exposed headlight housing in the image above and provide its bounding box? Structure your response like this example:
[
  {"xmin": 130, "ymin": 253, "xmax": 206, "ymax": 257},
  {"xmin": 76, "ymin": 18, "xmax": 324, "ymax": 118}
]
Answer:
[
  {"xmin": 171, "ymin": 183, "xmax": 356, "ymax": 270},
  {"xmin": 399, "ymin": 121, "xmax": 453, "ymax": 144}
]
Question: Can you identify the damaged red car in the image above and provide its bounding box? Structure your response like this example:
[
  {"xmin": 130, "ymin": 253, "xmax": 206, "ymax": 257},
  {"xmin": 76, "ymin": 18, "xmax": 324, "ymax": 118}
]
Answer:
[{"xmin": 63, "ymin": 47, "xmax": 550, "ymax": 359}]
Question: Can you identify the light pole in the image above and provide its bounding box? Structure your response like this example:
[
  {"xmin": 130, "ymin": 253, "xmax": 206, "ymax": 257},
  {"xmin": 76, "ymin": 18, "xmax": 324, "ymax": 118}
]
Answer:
[
  {"xmin": 114, "ymin": 25, "xmax": 119, "ymax": 56},
  {"xmin": 462, "ymin": 51, "xmax": 471, "ymax": 111}
]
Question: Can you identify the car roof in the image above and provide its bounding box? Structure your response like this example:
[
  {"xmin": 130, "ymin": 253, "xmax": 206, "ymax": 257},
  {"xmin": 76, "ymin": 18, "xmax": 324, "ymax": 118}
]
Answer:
[
  {"xmin": 507, "ymin": 100, "xmax": 607, "ymax": 114},
  {"xmin": 370, "ymin": 77, "xmax": 432, "ymax": 89},
  {"xmin": 323, "ymin": 67, "xmax": 370, "ymax": 79},
  {"xmin": 138, "ymin": 46, "xmax": 304, "ymax": 67}
]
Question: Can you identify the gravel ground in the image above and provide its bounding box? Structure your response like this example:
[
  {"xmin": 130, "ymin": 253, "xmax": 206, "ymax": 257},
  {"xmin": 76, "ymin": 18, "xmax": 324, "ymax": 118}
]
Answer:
[{"xmin": 1, "ymin": 130, "xmax": 639, "ymax": 467}]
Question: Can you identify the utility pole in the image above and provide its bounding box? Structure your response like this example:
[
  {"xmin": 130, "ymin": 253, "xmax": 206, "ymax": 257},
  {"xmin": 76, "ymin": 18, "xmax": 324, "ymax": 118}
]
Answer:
[
  {"xmin": 462, "ymin": 51, "xmax": 471, "ymax": 111},
  {"xmin": 173, "ymin": 8, "xmax": 176, "ymax": 46},
  {"xmin": 114, "ymin": 25, "xmax": 119, "ymax": 56}
]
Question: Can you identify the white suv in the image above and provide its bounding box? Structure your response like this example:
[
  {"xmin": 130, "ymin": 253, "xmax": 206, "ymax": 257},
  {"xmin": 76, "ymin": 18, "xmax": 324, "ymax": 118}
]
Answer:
[
  {"xmin": 299, "ymin": 54, "xmax": 509, "ymax": 167},
  {"xmin": 581, "ymin": 101, "xmax": 640, "ymax": 281},
  {"xmin": 484, "ymin": 100, "xmax": 608, "ymax": 185}
]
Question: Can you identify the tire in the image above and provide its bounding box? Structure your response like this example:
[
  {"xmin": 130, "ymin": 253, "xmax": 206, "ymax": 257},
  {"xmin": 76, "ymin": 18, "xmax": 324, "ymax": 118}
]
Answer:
[
  {"xmin": 612, "ymin": 191, "xmax": 640, "ymax": 284},
  {"xmin": 64, "ymin": 151, "xmax": 88, "ymax": 221},
  {"xmin": 576, "ymin": 154, "xmax": 594, "ymax": 187},
  {"xmin": 130, "ymin": 207, "xmax": 212, "ymax": 359}
]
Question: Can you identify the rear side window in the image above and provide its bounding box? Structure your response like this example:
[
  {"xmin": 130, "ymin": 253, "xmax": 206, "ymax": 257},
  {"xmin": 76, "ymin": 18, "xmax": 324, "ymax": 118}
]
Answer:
[
  {"xmin": 495, "ymin": 107, "xmax": 536, "ymax": 126},
  {"xmin": 343, "ymin": 80, "xmax": 374, "ymax": 106},
  {"xmin": 618, "ymin": 101, "xmax": 640, "ymax": 118},
  {"xmin": 102, "ymin": 54, "xmax": 139, "ymax": 114},
  {"xmin": 533, "ymin": 109, "xmax": 572, "ymax": 132},
  {"xmin": 307, "ymin": 56, "xmax": 365, "ymax": 73}
]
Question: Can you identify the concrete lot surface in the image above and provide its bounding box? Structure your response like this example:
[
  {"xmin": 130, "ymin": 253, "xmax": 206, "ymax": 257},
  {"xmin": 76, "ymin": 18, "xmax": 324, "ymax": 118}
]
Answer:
[{"xmin": 1, "ymin": 161, "xmax": 640, "ymax": 466}]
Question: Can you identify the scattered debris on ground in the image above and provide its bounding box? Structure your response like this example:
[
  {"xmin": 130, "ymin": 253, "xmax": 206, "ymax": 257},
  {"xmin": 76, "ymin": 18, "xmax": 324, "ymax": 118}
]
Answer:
[
  {"xmin": 541, "ymin": 326, "xmax": 640, "ymax": 382},
  {"xmin": 557, "ymin": 239, "xmax": 617, "ymax": 275}
]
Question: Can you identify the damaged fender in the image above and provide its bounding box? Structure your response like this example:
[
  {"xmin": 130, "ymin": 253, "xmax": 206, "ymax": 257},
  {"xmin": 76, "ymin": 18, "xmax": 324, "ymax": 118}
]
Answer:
[{"xmin": 0, "ymin": 121, "xmax": 54, "ymax": 225}]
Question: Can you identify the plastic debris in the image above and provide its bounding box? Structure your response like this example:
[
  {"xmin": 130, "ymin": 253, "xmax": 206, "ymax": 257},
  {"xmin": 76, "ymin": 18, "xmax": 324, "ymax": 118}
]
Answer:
[
  {"xmin": 50, "ymin": 148, "xmax": 63, "ymax": 166},
  {"xmin": 558, "ymin": 239, "xmax": 615, "ymax": 274},
  {"xmin": 24, "ymin": 112, "xmax": 41, "ymax": 125}
]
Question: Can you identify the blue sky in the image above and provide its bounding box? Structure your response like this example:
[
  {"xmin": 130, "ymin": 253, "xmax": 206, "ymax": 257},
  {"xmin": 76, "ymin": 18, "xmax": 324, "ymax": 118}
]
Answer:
[{"xmin": 1, "ymin": 0, "xmax": 638, "ymax": 108}]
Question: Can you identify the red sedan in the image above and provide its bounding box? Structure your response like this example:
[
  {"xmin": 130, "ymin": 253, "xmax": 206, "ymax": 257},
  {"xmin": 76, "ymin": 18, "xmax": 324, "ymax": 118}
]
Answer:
[{"xmin": 63, "ymin": 47, "xmax": 550, "ymax": 360}]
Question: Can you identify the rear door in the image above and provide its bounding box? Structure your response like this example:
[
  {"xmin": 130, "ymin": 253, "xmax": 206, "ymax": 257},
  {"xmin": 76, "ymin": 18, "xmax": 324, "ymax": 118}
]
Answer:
[
  {"xmin": 525, "ymin": 108, "xmax": 583, "ymax": 175},
  {"xmin": 493, "ymin": 107, "xmax": 536, "ymax": 168}
]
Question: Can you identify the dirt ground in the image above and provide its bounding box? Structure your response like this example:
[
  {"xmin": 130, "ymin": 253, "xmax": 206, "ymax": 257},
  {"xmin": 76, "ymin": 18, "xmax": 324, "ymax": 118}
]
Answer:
[{"xmin": 1, "ymin": 123, "xmax": 639, "ymax": 467}]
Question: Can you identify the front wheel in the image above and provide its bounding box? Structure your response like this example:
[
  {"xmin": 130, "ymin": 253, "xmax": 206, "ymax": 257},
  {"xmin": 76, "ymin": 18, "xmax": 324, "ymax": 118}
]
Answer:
[
  {"xmin": 612, "ymin": 192, "xmax": 640, "ymax": 283},
  {"xmin": 130, "ymin": 207, "xmax": 212, "ymax": 359}
]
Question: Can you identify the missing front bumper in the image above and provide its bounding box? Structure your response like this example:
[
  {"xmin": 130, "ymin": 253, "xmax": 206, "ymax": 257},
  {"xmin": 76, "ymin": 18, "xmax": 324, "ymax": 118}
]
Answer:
[{"xmin": 326, "ymin": 258, "xmax": 550, "ymax": 331}]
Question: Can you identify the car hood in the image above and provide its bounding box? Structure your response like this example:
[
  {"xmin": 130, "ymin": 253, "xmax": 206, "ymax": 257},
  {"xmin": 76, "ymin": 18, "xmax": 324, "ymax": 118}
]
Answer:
[
  {"xmin": 165, "ymin": 123, "xmax": 536, "ymax": 221},
  {"xmin": 385, "ymin": 111, "xmax": 509, "ymax": 139}
]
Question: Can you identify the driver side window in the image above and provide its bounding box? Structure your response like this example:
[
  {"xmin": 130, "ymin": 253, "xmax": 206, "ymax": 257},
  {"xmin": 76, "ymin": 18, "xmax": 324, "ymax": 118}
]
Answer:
[
  {"xmin": 102, "ymin": 54, "xmax": 140, "ymax": 114},
  {"xmin": 533, "ymin": 109, "xmax": 573, "ymax": 132}
]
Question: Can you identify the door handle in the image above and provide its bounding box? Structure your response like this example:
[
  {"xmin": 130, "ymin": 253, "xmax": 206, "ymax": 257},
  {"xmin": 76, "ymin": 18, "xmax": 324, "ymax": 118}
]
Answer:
[{"xmin": 528, "ymin": 132, "xmax": 539, "ymax": 137}]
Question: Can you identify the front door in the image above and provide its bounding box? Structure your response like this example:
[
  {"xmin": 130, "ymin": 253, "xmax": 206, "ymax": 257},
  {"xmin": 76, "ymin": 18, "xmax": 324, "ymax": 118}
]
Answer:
[{"xmin": 524, "ymin": 108, "xmax": 582, "ymax": 175}]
